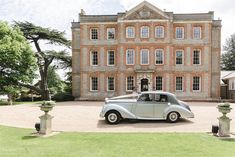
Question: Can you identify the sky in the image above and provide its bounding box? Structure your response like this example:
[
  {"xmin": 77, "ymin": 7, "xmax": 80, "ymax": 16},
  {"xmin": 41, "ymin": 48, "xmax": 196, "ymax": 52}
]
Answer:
[{"xmin": 1, "ymin": 0, "xmax": 235, "ymax": 48}]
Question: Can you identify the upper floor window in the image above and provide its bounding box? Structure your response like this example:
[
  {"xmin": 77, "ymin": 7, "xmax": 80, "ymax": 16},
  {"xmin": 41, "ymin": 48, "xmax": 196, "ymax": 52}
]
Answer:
[
  {"xmin": 155, "ymin": 26, "xmax": 164, "ymax": 38},
  {"xmin": 90, "ymin": 51, "xmax": 98, "ymax": 66},
  {"xmin": 193, "ymin": 27, "xmax": 201, "ymax": 39},
  {"xmin": 126, "ymin": 27, "xmax": 135, "ymax": 38},
  {"xmin": 175, "ymin": 77, "xmax": 183, "ymax": 91},
  {"xmin": 107, "ymin": 77, "xmax": 115, "ymax": 91},
  {"xmin": 193, "ymin": 76, "xmax": 201, "ymax": 91},
  {"xmin": 140, "ymin": 49, "xmax": 149, "ymax": 65},
  {"xmin": 126, "ymin": 49, "xmax": 135, "ymax": 65},
  {"xmin": 90, "ymin": 77, "xmax": 98, "ymax": 91},
  {"xmin": 175, "ymin": 50, "xmax": 184, "ymax": 65},
  {"xmin": 193, "ymin": 49, "xmax": 201, "ymax": 65},
  {"xmin": 107, "ymin": 28, "xmax": 115, "ymax": 40},
  {"xmin": 107, "ymin": 50, "xmax": 115, "ymax": 66},
  {"xmin": 90, "ymin": 28, "xmax": 98, "ymax": 40},
  {"xmin": 126, "ymin": 76, "xmax": 134, "ymax": 91},
  {"xmin": 175, "ymin": 27, "xmax": 184, "ymax": 39},
  {"xmin": 156, "ymin": 76, "xmax": 163, "ymax": 91},
  {"xmin": 140, "ymin": 26, "xmax": 149, "ymax": 38},
  {"xmin": 155, "ymin": 49, "xmax": 164, "ymax": 64}
]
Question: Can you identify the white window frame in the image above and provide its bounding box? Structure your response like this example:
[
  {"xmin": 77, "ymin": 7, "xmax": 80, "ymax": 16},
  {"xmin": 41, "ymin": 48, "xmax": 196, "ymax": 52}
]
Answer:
[
  {"xmin": 126, "ymin": 49, "xmax": 135, "ymax": 65},
  {"xmin": 107, "ymin": 28, "xmax": 115, "ymax": 40},
  {"xmin": 90, "ymin": 28, "xmax": 98, "ymax": 40},
  {"xmin": 193, "ymin": 27, "xmax": 201, "ymax": 39},
  {"xmin": 156, "ymin": 76, "xmax": 163, "ymax": 91},
  {"xmin": 229, "ymin": 79, "xmax": 235, "ymax": 90},
  {"xmin": 126, "ymin": 27, "xmax": 135, "ymax": 38},
  {"xmin": 175, "ymin": 27, "xmax": 184, "ymax": 39},
  {"xmin": 175, "ymin": 76, "xmax": 183, "ymax": 92},
  {"xmin": 126, "ymin": 76, "xmax": 135, "ymax": 92},
  {"xmin": 155, "ymin": 49, "xmax": 164, "ymax": 65},
  {"xmin": 155, "ymin": 26, "xmax": 164, "ymax": 38},
  {"xmin": 193, "ymin": 49, "xmax": 201, "ymax": 65},
  {"xmin": 192, "ymin": 76, "xmax": 201, "ymax": 92},
  {"xmin": 140, "ymin": 49, "xmax": 149, "ymax": 65},
  {"xmin": 140, "ymin": 26, "xmax": 149, "ymax": 38},
  {"xmin": 107, "ymin": 50, "xmax": 115, "ymax": 66},
  {"xmin": 90, "ymin": 51, "xmax": 98, "ymax": 66},
  {"xmin": 90, "ymin": 77, "xmax": 98, "ymax": 91},
  {"xmin": 175, "ymin": 50, "xmax": 184, "ymax": 65},
  {"xmin": 107, "ymin": 77, "xmax": 115, "ymax": 91}
]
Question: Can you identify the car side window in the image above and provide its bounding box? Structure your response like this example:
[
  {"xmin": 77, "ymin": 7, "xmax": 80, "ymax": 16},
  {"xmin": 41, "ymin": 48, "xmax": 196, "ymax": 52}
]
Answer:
[
  {"xmin": 154, "ymin": 94, "xmax": 168, "ymax": 102},
  {"xmin": 138, "ymin": 94, "xmax": 152, "ymax": 101}
]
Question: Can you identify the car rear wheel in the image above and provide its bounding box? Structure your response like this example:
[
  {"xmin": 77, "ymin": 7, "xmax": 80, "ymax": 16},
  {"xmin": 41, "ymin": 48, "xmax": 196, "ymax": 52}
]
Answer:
[
  {"xmin": 167, "ymin": 112, "xmax": 180, "ymax": 123},
  {"xmin": 105, "ymin": 111, "xmax": 121, "ymax": 124}
]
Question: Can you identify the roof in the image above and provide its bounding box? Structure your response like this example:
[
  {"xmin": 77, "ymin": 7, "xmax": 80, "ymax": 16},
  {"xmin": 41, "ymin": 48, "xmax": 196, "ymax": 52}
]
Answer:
[{"xmin": 222, "ymin": 71, "xmax": 235, "ymax": 80}]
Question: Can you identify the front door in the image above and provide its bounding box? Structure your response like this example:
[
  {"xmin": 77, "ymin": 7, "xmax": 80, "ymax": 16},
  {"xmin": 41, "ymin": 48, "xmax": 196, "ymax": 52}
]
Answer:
[{"xmin": 141, "ymin": 79, "xmax": 148, "ymax": 91}]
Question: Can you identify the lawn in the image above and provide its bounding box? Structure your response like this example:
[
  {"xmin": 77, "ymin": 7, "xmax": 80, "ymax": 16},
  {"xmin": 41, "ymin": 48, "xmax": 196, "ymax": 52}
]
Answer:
[{"xmin": 0, "ymin": 125, "xmax": 234, "ymax": 157}]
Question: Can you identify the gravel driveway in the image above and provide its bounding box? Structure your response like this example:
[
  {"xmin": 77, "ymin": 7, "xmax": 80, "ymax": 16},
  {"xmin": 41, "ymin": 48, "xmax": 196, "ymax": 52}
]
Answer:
[{"xmin": 0, "ymin": 101, "xmax": 234, "ymax": 133}]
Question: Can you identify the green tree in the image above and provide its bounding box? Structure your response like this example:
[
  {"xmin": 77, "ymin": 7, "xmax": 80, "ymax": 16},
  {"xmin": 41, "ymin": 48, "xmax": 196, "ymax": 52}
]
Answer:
[
  {"xmin": 0, "ymin": 21, "xmax": 36, "ymax": 104},
  {"xmin": 221, "ymin": 34, "xmax": 235, "ymax": 70},
  {"xmin": 14, "ymin": 21, "xmax": 70, "ymax": 100},
  {"xmin": 47, "ymin": 66, "xmax": 65, "ymax": 95}
]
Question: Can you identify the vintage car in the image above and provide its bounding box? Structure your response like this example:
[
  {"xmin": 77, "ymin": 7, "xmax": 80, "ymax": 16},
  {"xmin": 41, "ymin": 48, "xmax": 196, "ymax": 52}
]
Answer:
[{"xmin": 100, "ymin": 91, "xmax": 194, "ymax": 124}]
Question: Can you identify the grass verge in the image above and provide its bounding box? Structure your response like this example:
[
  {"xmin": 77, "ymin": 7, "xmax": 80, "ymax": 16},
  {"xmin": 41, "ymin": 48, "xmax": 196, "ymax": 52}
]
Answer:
[{"xmin": 0, "ymin": 125, "xmax": 234, "ymax": 157}]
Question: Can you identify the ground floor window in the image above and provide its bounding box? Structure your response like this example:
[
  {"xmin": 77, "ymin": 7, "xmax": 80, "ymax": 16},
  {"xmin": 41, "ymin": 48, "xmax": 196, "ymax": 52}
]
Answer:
[
  {"xmin": 90, "ymin": 77, "xmax": 98, "ymax": 91},
  {"xmin": 193, "ymin": 76, "xmax": 200, "ymax": 91},
  {"xmin": 156, "ymin": 76, "xmax": 163, "ymax": 90},
  {"xmin": 107, "ymin": 77, "xmax": 115, "ymax": 91},
  {"xmin": 126, "ymin": 76, "xmax": 134, "ymax": 91},
  {"xmin": 175, "ymin": 77, "xmax": 183, "ymax": 91}
]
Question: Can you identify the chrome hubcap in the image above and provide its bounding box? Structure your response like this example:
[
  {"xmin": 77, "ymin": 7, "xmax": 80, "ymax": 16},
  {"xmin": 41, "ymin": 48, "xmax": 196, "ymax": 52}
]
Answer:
[
  {"xmin": 108, "ymin": 113, "xmax": 117, "ymax": 123},
  {"xmin": 170, "ymin": 113, "xmax": 177, "ymax": 121}
]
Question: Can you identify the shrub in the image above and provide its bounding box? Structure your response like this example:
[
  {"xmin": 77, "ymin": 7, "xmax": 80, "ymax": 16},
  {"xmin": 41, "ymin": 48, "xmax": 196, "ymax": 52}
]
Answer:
[{"xmin": 52, "ymin": 92, "xmax": 74, "ymax": 102}]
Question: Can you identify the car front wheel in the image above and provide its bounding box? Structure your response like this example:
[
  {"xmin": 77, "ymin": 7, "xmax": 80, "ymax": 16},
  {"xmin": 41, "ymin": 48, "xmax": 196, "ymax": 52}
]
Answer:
[
  {"xmin": 167, "ymin": 112, "xmax": 180, "ymax": 123},
  {"xmin": 105, "ymin": 111, "xmax": 121, "ymax": 124}
]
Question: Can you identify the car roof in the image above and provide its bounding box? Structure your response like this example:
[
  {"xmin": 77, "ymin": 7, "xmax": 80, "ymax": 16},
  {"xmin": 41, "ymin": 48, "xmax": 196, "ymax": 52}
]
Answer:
[{"xmin": 141, "ymin": 91, "xmax": 176, "ymax": 97}]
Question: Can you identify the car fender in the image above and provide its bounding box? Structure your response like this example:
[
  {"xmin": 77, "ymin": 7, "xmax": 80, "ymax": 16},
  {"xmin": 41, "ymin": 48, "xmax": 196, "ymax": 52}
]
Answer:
[
  {"xmin": 163, "ymin": 105, "xmax": 194, "ymax": 119},
  {"xmin": 103, "ymin": 104, "xmax": 136, "ymax": 119}
]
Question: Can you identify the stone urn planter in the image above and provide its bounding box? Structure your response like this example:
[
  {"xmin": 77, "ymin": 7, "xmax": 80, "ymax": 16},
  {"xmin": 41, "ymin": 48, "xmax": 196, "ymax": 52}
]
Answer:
[
  {"xmin": 39, "ymin": 101, "xmax": 55, "ymax": 135},
  {"xmin": 40, "ymin": 101, "xmax": 55, "ymax": 114},
  {"xmin": 217, "ymin": 103, "xmax": 232, "ymax": 137}
]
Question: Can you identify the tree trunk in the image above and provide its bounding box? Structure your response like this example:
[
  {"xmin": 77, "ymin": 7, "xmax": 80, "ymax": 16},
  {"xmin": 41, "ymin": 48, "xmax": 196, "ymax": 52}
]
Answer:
[
  {"xmin": 7, "ymin": 94, "xmax": 13, "ymax": 105},
  {"xmin": 40, "ymin": 66, "xmax": 51, "ymax": 101}
]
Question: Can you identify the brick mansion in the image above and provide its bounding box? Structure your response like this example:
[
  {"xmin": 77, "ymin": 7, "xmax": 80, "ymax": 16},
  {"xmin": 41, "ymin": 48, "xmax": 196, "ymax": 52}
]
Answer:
[{"xmin": 71, "ymin": 1, "xmax": 221, "ymax": 100}]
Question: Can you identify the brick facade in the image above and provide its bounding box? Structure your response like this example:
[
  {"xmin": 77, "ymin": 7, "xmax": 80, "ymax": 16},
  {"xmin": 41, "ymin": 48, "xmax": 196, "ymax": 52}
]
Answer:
[{"xmin": 71, "ymin": 1, "xmax": 221, "ymax": 100}]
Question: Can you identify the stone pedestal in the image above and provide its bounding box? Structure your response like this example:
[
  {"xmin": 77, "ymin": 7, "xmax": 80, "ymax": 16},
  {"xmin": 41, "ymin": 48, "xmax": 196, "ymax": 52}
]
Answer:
[
  {"xmin": 39, "ymin": 113, "xmax": 53, "ymax": 135},
  {"xmin": 218, "ymin": 116, "xmax": 231, "ymax": 137}
]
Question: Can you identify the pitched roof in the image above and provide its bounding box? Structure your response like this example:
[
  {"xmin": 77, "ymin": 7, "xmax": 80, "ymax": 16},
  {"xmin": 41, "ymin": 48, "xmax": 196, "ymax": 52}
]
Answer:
[{"xmin": 221, "ymin": 71, "xmax": 235, "ymax": 80}]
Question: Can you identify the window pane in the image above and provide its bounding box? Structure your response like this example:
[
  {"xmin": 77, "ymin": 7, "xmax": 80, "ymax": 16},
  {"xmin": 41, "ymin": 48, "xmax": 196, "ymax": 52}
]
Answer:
[
  {"xmin": 193, "ymin": 50, "xmax": 200, "ymax": 64},
  {"xmin": 91, "ymin": 51, "xmax": 98, "ymax": 65},
  {"xmin": 108, "ymin": 51, "xmax": 115, "ymax": 65},
  {"xmin": 91, "ymin": 77, "xmax": 98, "ymax": 91},
  {"xmin": 91, "ymin": 28, "xmax": 98, "ymax": 40},
  {"xmin": 141, "ymin": 26, "xmax": 149, "ymax": 38},
  {"xmin": 176, "ymin": 27, "xmax": 184, "ymax": 39},
  {"xmin": 126, "ymin": 49, "xmax": 134, "ymax": 65},
  {"xmin": 141, "ymin": 49, "xmax": 149, "ymax": 65},
  {"xmin": 155, "ymin": 26, "xmax": 164, "ymax": 38},
  {"xmin": 176, "ymin": 50, "xmax": 183, "ymax": 65},
  {"xmin": 107, "ymin": 28, "xmax": 115, "ymax": 39},
  {"xmin": 156, "ymin": 76, "xmax": 163, "ymax": 90},
  {"xmin": 193, "ymin": 76, "xmax": 200, "ymax": 91},
  {"xmin": 127, "ymin": 76, "xmax": 134, "ymax": 91},
  {"xmin": 108, "ymin": 77, "xmax": 115, "ymax": 91},
  {"xmin": 176, "ymin": 77, "xmax": 183, "ymax": 91},
  {"xmin": 126, "ymin": 27, "xmax": 135, "ymax": 38},
  {"xmin": 193, "ymin": 27, "xmax": 201, "ymax": 39},
  {"xmin": 155, "ymin": 49, "xmax": 163, "ymax": 64}
]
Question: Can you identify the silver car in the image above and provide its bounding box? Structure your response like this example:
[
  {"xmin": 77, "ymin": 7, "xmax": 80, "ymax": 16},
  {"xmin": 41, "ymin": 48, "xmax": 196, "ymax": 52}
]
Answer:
[{"xmin": 100, "ymin": 91, "xmax": 194, "ymax": 124}]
